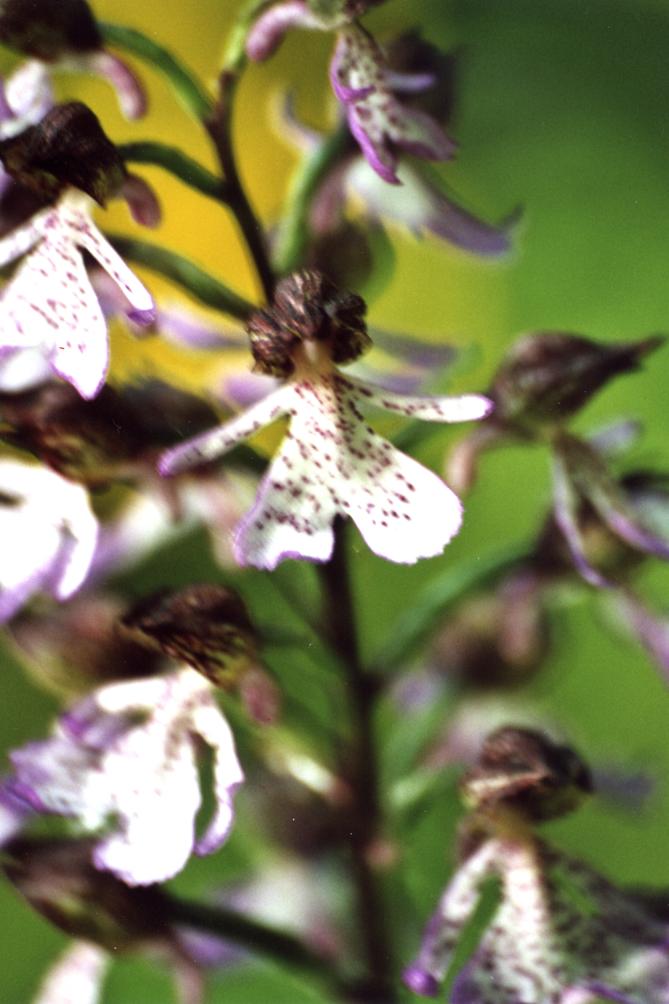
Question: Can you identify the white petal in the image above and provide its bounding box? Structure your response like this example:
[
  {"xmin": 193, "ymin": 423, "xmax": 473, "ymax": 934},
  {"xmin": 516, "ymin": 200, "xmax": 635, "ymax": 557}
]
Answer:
[
  {"xmin": 0, "ymin": 347, "xmax": 52, "ymax": 392},
  {"xmin": 347, "ymin": 440, "xmax": 463, "ymax": 563},
  {"xmin": 0, "ymin": 220, "xmax": 108, "ymax": 399},
  {"xmin": 0, "ymin": 211, "xmax": 43, "ymax": 268},
  {"xmin": 159, "ymin": 384, "xmax": 291, "ymax": 475},
  {"xmin": 0, "ymin": 461, "xmax": 97, "ymax": 615},
  {"xmin": 191, "ymin": 696, "xmax": 244, "ymax": 855},
  {"xmin": 35, "ymin": 941, "xmax": 108, "ymax": 1004},
  {"xmin": 234, "ymin": 425, "xmax": 338, "ymax": 569},
  {"xmin": 67, "ymin": 211, "xmax": 154, "ymax": 314},
  {"xmin": 4, "ymin": 61, "xmax": 53, "ymax": 133},
  {"xmin": 345, "ymin": 374, "xmax": 493, "ymax": 423}
]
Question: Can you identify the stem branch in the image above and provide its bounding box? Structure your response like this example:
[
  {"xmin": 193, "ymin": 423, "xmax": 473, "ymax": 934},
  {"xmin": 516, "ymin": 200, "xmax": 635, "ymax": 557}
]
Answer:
[{"xmin": 206, "ymin": 72, "xmax": 275, "ymax": 303}]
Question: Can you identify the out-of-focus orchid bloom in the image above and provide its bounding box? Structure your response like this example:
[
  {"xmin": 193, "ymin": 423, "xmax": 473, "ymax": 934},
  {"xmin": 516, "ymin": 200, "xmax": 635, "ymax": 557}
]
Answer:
[
  {"xmin": 0, "ymin": 458, "xmax": 98, "ymax": 622},
  {"xmin": 9, "ymin": 665, "xmax": 244, "ymax": 885},
  {"xmin": 247, "ymin": 2, "xmax": 454, "ymax": 184}
]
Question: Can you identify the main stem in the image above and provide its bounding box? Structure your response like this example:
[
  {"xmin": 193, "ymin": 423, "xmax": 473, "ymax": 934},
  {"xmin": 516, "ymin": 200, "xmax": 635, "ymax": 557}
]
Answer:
[
  {"xmin": 319, "ymin": 522, "xmax": 397, "ymax": 1003},
  {"xmin": 206, "ymin": 70, "xmax": 276, "ymax": 303}
]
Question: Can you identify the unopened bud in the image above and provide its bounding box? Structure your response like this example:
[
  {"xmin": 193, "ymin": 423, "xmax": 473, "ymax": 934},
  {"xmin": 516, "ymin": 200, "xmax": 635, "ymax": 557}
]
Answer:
[
  {"xmin": 489, "ymin": 332, "xmax": 665, "ymax": 432},
  {"xmin": 460, "ymin": 726, "xmax": 592, "ymax": 822},
  {"xmin": 0, "ymin": 0, "xmax": 102, "ymax": 61},
  {"xmin": 248, "ymin": 270, "xmax": 369, "ymax": 376},
  {"xmin": 0, "ymin": 382, "xmax": 145, "ymax": 485},
  {"xmin": 3, "ymin": 837, "xmax": 171, "ymax": 949},
  {"xmin": 120, "ymin": 584, "xmax": 258, "ymax": 689},
  {"xmin": 0, "ymin": 102, "xmax": 126, "ymax": 205}
]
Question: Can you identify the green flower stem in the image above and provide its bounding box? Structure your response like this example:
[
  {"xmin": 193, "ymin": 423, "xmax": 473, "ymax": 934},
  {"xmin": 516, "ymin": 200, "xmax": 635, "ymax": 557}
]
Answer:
[
  {"xmin": 318, "ymin": 521, "xmax": 398, "ymax": 1004},
  {"xmin": 273, "ymin": 124, "xmax": 351, "ymax": 276},
  {"xmin": 99, "ymin": 23, "xmax": 213, "ymax": 121},
  {"xmin": 107, "ymin": 234, "xmax": 255, "ymax": 320},
  {"xmin": 118, "ymin": 141, "xmax": 227, "ymax": 202},
  {"xmin": 166, "ymin": 894, "xmax": 342, "ymax": 992},
  {"xmin": 205, "ymin": 71, "xmax": 276, "ymax": 303}
]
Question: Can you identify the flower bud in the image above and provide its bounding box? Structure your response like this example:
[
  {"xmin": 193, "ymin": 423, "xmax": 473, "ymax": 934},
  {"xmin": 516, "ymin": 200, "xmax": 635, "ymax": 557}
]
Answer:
[
  {"xmin": 120, "ymin": 584, "xmax": 258, "ymax": 689},
  {"xmin": 460, "ymin": 726, "xmax": 593, "ymax": 822},
  {"xmin": 0, "ymin": 0, "xmax": 103, "ymax": 62},
  {"xmin": 3, "ymin": 837, "xmax": 171, "ymax": 949},
  {"xmin": 0, "ymin": 102, "xmax": 126, "ymax": 205},
  {"xmin": 0, "ymin": 382, "xmax": 145, "ymax": 485},
  {"xmin": 247, "ymin": 270, "xmax": 369, "ymax": 376},
  {"xmin": 489, "ymin": 331, "xmax": 665, "ymax": 432}
]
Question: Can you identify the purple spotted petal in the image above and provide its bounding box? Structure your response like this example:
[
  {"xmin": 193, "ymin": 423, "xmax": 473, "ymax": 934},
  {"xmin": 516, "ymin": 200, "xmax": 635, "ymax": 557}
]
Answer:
[
  {"xmin": 9, "ymin": 668, "xmax": 243, "ymax": 886},
  {"xmin": 160, "ymin": 371, "xmax": 489, "ymax": 568},
  {"xmin": 0, "ymin": 196, "xmax": 154, "ymax": 398},
  {"xmin": 408, "ymin": 834, "xmax": 669, "ymax": 1004},
  {"xmin": 331, "ymin": 27, "xmax": 456, "ymax": 184}
]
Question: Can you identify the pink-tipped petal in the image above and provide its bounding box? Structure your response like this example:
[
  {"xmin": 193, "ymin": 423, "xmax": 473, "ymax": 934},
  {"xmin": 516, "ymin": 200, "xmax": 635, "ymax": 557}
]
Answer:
[
  {"xmin": 84, "ymin": 50, "xmax": 147, "ymax": 120},
  {"xmin": 121, "ymin": 173, "xmax": 161, "ymax": 229},
  {"xmin": 246, "ymin": 1, "xmax": 319, "ymax": 61}
]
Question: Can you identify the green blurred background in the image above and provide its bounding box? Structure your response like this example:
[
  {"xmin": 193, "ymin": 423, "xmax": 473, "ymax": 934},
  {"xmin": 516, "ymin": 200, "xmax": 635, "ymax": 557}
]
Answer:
[{"xmin": 3, "ymin": 0, "xmax": 669, "ymax": 1000}]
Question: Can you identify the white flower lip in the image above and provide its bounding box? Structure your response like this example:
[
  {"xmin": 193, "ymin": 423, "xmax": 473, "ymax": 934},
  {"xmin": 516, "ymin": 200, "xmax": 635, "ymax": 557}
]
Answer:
[{"xmin": 159, "ymin": 367, "xmax": 492, "ymax": 570}]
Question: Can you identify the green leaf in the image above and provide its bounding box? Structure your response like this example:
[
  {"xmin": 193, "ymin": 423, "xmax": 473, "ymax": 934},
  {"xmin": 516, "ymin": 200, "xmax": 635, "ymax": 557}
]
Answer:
[
  {"xmin": 107, "ymin": 234, "xmax": 256, "ymax": 320},
  {"xmin": 369, "ymin": 544, "xmax": 529, "ymax": 673},
  {"xmin": 99, "ymin": 22, "xmax": 213, "ymax": 121},
  {"xmin": 118, "ymin": 141, "xmax": 226, "ymax": 201},
  {"xmin": 442, "ymin": 877, "xmax": 502, "ymax": 998}
]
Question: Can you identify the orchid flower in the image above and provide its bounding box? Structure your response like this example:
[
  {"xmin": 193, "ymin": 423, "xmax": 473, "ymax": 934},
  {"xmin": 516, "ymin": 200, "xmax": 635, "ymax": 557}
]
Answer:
[
  {"xmin": 0, "ymin": 458, "xmax": 98, "ymax": 622},
  {"xmin": 0, "ymin": 190, "xmax": 155, "ymax": 399},
  {"xmin": 247, "ymin": 1, "xmax": 454, "ymax": 183},
  {"xmin": 404, "ymin": 833, "xmax": 669, "ymax": 1004},
  {"xmin": 9, "ymin": 666, "xmax": 244, "ymax": 886},
  {"xmin": 159, "ymin": 271, "xmax": 491, "ymax": 570}
]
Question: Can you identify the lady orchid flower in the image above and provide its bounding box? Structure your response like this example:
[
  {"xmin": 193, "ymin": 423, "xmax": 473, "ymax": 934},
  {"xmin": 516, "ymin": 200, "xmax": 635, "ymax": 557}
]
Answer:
[
  {"xmin": 159, "ymin": 271, "xmax": 492, "ymax": 570},
  {"xmin": 405, "ymin": 727, "xmax": 669, "ymax": 1004},
  {"xmin": 8, "ymin": 665, "xmax": 244, "ymax": 886},
  {"xmin": 0, "ymin": 103, "xmax": 156, "ymax": 400},
  {"xmin": 0, "ymin": 458, "xmax": 98, "ymax": 622},
  {"xmin": 246, "ymin": 0, "xmax": 454, "ymax": 184}
]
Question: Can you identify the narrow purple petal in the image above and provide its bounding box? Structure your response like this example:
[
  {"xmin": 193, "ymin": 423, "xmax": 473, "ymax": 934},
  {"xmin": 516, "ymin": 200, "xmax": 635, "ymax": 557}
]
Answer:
[
  {"xmin": 121, "ymin": 173, "xmax": 161, "ymax": 229},
  {"xmin": 402, "ymin": 965, "xmax": 440, "ymax": 997},
  {"xmin": 84, "ymin": 51, "xmax": 148, "ymax": 120},
  {"xmin": 246, "ymin": 1, "xmax": 317, "ymax": 61}
]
